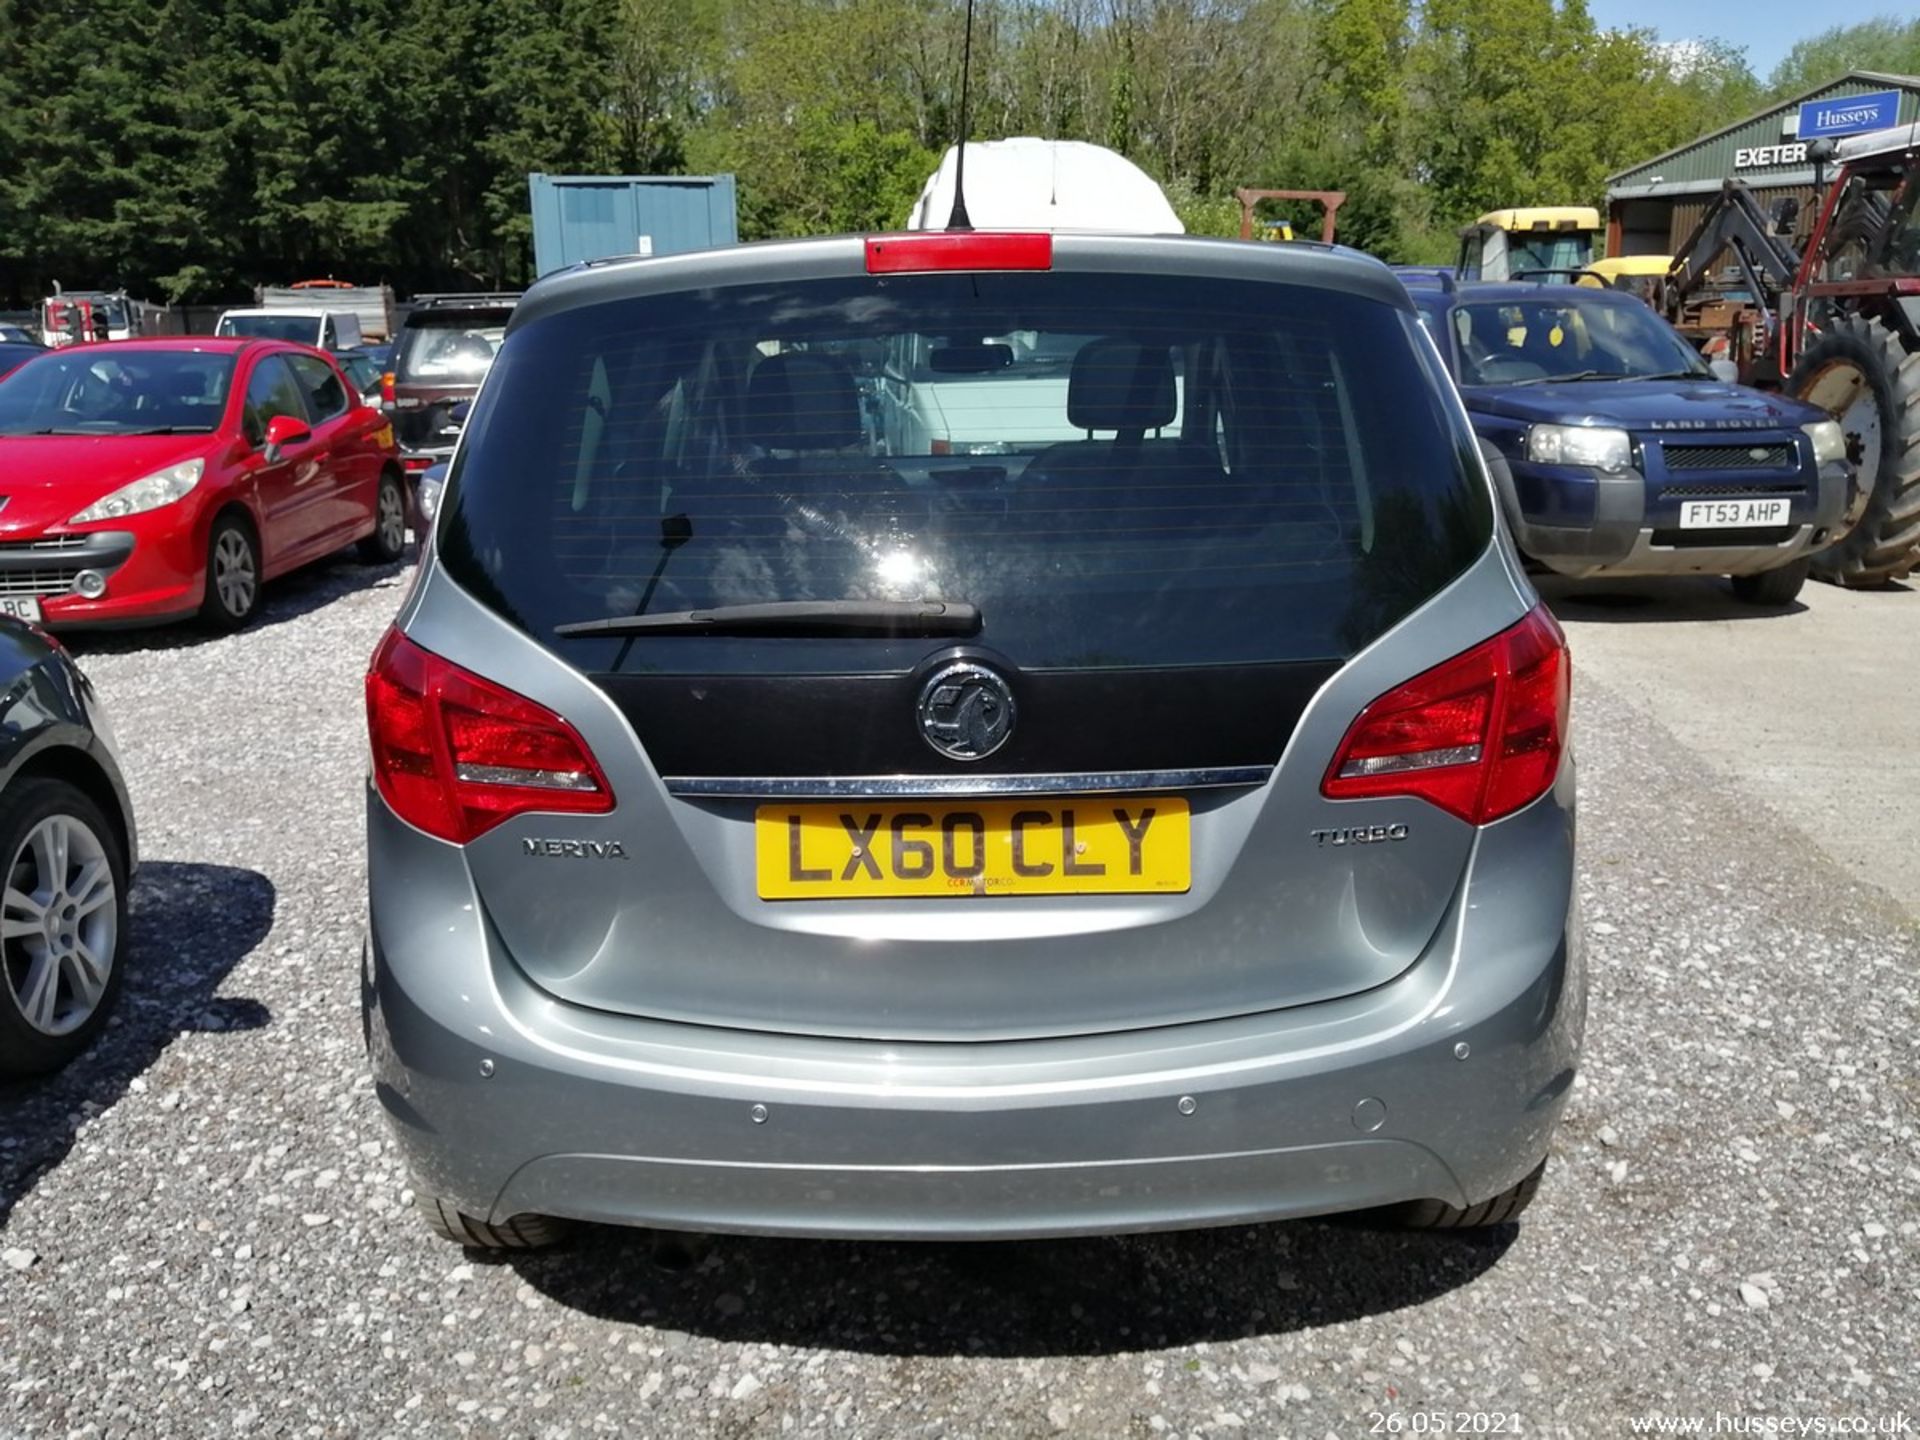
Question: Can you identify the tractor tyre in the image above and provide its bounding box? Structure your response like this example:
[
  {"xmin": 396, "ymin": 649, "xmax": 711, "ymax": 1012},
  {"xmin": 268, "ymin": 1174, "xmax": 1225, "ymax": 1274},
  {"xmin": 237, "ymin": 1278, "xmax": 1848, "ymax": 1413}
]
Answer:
[
  {"xmin": 1788, "ymin": 314, "xmax": 1920, "ymax": 587},
  {"xmin": 1819, "ymin": 193, "xmax": 1892, "ymax": 285}
]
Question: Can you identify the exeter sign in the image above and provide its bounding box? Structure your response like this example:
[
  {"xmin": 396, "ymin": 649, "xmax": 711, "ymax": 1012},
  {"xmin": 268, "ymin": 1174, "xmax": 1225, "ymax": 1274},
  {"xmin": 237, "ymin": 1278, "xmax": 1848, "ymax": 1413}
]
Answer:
[{"xmin": 1734, "ymin": 143, "xmax": 1806, "ymax": 169}]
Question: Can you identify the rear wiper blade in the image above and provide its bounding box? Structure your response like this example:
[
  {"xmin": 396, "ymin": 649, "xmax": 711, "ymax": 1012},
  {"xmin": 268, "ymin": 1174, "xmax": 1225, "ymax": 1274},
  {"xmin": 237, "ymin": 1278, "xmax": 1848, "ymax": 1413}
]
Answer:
[{"xmin": 555, "ymin": 599, "xmax": 982, "ymax": 638}]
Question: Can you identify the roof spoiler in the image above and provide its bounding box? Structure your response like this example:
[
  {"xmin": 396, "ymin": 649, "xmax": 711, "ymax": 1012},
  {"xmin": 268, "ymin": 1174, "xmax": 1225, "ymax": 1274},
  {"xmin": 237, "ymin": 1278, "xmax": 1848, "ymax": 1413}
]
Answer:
[
  {"xmin": 1390, "ymin": 266, "xmax": 1456, "ymax": 293},
  {"xmin": 408, "ymin": 293, "xmax": 524, "ymax": 308}
]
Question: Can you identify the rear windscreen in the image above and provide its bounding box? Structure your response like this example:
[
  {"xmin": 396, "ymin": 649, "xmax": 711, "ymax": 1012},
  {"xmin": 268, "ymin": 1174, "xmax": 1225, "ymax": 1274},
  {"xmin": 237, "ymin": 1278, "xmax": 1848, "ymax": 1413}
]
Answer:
[
  {"xmin": 437, "ymin": 272, "xmax": 1491, "ymax": 673},
  {"xmin": 396, "ymin": 311, "xmax": 513, "ymax": 383},
  {"xmin": 218, "ymin": 314, "xmax": 319, "ymax": 344}
]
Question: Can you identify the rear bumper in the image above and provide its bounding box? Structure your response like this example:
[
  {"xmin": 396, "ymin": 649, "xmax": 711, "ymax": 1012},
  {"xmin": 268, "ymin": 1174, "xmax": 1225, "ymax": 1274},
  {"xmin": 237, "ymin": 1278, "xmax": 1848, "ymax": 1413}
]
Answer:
[{"xmin": 364, "ymin": 768, "xmax": 1584, "ymax": 1240}]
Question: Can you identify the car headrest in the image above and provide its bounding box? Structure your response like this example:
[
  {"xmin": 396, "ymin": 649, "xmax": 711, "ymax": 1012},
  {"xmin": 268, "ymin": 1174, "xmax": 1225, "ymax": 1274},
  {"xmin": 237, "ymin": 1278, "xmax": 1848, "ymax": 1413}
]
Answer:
[
  {"xmin": 1067, "ymin": 340, "xmax": 1177, "ymax": 432},
  {"xmin": 742, "ymin": 353, "xmax": 863, "ymax": 451}
]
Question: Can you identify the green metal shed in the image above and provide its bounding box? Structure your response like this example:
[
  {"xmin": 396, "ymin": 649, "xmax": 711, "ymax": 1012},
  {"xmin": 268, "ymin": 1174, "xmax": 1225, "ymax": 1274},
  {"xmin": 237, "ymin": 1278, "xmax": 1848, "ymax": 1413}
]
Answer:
[{"xmin": 1605, "ymin": 71, "xmax": 1920, "ymax": 257}]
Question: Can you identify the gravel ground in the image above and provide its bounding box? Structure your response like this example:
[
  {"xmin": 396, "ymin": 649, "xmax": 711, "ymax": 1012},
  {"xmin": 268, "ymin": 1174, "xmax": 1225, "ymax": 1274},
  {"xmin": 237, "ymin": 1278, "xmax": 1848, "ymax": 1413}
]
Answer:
[{"xmin": 1, "ymin": 558, "xmax": 1915, "ymax": 1439}]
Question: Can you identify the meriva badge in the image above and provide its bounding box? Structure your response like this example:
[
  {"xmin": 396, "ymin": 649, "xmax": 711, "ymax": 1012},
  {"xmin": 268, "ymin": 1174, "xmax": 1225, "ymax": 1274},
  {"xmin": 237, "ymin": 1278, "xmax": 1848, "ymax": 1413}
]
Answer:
[{"xmin": 522, "ymin": 838, "xmax": 628, "ymax": 858}]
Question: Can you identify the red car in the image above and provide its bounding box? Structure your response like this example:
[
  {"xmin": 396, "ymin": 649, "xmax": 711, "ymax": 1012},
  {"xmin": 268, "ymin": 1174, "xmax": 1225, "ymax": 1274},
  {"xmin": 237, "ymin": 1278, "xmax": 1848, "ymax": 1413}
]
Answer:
[{"xmin": 0, "ymin": 338, "xmax": 406, "ymax": 629}]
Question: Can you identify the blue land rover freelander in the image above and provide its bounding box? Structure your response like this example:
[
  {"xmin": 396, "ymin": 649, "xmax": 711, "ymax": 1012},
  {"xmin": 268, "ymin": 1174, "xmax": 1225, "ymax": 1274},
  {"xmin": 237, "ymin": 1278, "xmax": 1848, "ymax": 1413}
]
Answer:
[{"xmin": 1405, "ymin": 278, "xmax": 1852, "ymax": 606}]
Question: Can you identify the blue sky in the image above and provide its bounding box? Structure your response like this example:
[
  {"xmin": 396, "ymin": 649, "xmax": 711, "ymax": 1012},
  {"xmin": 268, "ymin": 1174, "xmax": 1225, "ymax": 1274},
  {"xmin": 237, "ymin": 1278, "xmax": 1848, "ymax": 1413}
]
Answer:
[{"xmin": 1585, "ymin": 0, "xmax": 1834, "ymax": 81}]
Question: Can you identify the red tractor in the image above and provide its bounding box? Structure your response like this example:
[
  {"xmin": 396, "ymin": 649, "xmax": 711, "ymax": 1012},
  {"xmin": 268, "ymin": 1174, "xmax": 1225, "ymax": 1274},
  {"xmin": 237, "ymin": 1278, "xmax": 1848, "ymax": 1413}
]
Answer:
[
  {"xmin": 1784, "ymin": 124, "xmax": 1920, "ymax": 586},
  {"xmin": 1663, "ymin": 123, "xmax": 1920, "ymax": 586}
]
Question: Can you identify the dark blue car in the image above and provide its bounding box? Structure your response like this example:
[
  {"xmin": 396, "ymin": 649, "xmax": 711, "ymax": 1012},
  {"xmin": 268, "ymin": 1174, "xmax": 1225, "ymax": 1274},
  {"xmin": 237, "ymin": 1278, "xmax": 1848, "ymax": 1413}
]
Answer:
[{"xmin": 1403, "ymin": 277, "xmax": 1852, "ymax": 605}]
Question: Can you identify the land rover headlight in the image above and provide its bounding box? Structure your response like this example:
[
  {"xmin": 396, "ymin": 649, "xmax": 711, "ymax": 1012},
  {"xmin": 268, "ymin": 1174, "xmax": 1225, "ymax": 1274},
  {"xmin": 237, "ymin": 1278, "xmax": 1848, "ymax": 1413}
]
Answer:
[
  {"xmin": 1802, "ymin": 419, "xmax": 1846, "ymax": 465},
  {"xmin": 68, "ymin": 459, "xmax": 204, "ymax": 523},
  {"xmin": 1526, "ymin": 424, "xmax": 1632, "ymax": 472}
]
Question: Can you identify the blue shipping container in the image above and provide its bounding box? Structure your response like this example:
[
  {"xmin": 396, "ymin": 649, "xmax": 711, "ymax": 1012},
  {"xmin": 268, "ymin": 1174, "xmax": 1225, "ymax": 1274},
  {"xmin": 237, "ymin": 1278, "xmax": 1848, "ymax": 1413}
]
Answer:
[{"xmin": 528, "ymin": 173, "xmax": 739, "ymax": 277}]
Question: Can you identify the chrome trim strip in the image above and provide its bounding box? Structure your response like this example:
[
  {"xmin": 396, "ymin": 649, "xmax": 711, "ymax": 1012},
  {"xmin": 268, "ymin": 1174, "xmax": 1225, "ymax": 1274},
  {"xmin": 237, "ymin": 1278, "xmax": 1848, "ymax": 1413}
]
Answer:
[{"xmin": 663, "ymin": 767, "xmax": 1273, "ymax": 799}]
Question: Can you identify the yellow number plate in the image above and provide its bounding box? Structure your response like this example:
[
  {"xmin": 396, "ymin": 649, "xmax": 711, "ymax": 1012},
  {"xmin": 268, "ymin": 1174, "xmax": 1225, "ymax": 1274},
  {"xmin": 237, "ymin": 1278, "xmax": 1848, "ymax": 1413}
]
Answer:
[{"xmin": 755, "ymin": 798, "xmax": 1191, "ymax": 900}]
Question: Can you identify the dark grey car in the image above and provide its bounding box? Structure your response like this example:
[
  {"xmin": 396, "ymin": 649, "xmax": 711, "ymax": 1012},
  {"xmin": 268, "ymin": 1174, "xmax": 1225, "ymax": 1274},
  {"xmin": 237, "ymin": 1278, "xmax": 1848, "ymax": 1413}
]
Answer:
[
  {"xmin": 0, "ymin": 620, "xmax": 136, "ymax": 1077},
  {"xmin": 363, "ymin": 231, "xmax": 1583, "ymax": 1247}
]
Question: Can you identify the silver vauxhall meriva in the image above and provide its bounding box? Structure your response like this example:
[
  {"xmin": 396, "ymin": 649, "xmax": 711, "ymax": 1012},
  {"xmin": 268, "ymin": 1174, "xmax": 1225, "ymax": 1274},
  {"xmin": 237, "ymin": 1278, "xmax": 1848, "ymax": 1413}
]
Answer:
[{"xmin": 362, "ymin": 230, "xmax": 1583, "ymax": 1247}]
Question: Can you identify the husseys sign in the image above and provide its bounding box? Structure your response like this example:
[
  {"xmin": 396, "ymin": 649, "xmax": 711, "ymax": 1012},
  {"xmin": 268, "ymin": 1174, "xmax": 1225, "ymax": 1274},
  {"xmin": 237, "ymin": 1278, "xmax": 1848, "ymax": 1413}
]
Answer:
[{"xmin": 1797, "ymin": 90, "xmax": 1900, "ymax": 141}]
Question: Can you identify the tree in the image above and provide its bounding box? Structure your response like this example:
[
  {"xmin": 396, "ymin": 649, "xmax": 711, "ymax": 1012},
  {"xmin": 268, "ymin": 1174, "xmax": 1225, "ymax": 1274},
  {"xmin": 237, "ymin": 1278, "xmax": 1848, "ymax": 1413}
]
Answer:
[
  {"xmin": 689, "ymin": 0, "xmax": 953, "ymax": 237},
  {"xmin": 1768, "ymin": 15, "xmax": 1920, "ymax": 96},
  {"xmin": 607, "ymin": 0, "xmax": 717, "ymax": 173},
  {"xmin": 1404, "ymin": 0, "xmax": 1761, "ymax": 252},
  {"xmin": 476, "ymin": 0, "xmax": 619, "ymax": 278},
  {"xmin": 0, "ymin": 0, "xmax": 1795, "ymax": 306},
  {"xmin": 241, "ymin": 0, "xmax": 423, "ymax": 283}
]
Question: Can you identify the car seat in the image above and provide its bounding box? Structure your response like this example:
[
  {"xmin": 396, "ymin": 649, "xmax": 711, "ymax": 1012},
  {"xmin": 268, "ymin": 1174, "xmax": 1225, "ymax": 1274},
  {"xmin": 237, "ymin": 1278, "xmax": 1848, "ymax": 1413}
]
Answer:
[
  {"xmin": 1514, "ymin": 316, "xmax": 1573, "ymax": 377},
  {"xmin": 136, "ymin": 368, "xmax": 208, "ymax": 428},
  {"xmin": 1464, "ymin": 309, "xmax": 1548, "ymax": 384},
  {"xmin": 738, "ymin": 351, "xmax": 920, "ymax": 542},
  {"xmin": 1021, "ymin": 339, "xmax": 1179, "ymax": 484},
  {"xmin": 1018, "ymin": 339, "xmax": 1234, "ymax": 537}
]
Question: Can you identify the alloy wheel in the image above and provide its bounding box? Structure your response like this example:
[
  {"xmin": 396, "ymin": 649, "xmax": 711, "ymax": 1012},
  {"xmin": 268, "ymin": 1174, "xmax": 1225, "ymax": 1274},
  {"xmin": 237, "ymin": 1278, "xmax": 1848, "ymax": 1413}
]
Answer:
[
  {"xmin": 214, "ymin": 528, "xmax": 258, "ymax": 618},
  {"xmin": 378, "ymin": 481, "xmax": 406, "ymax": 554},
  {"xmin": 2, "ymin": 814, "xmax": 118, "ymax": 1037}
]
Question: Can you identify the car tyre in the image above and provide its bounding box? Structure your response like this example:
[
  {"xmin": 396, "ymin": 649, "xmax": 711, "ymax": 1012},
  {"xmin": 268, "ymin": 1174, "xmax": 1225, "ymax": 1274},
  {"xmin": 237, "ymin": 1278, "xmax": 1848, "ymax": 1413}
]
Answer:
[
  {"xmin": 360, "ymin": 471, "xmax": 408, "ymax": 564},
  {"xmin": 0, "ymin": 778, "xmax": 131, "ymax": 1078},
  {"xmin": 200, "ymin": 513, "xmax": 262, "ymax": 630},
  {"xmin": 1729, "ymin": 558, "xmax": 1809, "ymax": 606},
  {"xmin": 1388, "ymin": 1157, "xmax": 1547, "ymax": 1230},
  {"xmin": 415, "ymin": 1192, "xmax": 570, "ymax": 1250}
]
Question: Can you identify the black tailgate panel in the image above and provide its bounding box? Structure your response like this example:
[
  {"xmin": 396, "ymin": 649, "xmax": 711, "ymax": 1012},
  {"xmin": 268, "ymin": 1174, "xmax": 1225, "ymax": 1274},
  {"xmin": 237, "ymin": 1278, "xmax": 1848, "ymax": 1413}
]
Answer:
[{"xmin": 593, "ymin": 658, "xmax": 1341, "ymax": 778}]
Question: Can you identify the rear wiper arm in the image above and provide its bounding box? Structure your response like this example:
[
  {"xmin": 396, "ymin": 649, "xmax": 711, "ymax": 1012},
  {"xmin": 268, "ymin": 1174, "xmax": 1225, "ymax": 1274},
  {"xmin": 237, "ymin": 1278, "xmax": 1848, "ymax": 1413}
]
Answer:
[{"xmin": 555, "ymin": 599, "xmax": 981, "ymax": 638}]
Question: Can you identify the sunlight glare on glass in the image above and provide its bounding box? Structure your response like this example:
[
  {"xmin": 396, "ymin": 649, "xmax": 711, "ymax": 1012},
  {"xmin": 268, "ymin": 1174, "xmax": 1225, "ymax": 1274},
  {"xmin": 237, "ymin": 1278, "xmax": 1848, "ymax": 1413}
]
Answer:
[{"xmin": 875, "ymin": 548, "xmax": 928, "ymax": 593}]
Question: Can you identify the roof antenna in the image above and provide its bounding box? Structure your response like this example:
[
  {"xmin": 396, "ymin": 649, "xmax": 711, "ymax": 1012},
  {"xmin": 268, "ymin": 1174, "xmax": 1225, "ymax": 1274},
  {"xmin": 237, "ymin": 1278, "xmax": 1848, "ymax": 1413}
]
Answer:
[{"xmin": 946, "ymin": 0, "xmax": 978, "ymax": 231}]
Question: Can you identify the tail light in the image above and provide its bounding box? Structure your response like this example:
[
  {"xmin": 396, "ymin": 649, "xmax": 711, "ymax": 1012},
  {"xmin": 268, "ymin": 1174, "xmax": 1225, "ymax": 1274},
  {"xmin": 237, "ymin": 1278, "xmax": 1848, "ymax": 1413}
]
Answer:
[
  {"xmin": 1323, "ymin": 606, "xmax": 1569, "ymax": 826},
  {"xmin": 366, "ymin": 629, "xmax": 613, "ymax": 844},
  {"xmin": 380, "ymin": 371, "xmax": 394, "ymax": 407}
]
